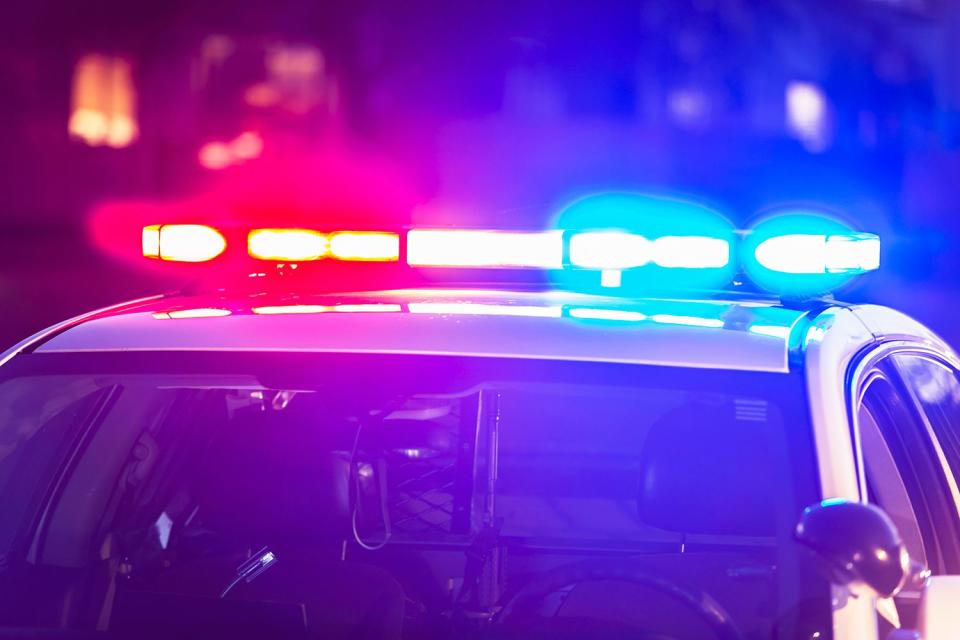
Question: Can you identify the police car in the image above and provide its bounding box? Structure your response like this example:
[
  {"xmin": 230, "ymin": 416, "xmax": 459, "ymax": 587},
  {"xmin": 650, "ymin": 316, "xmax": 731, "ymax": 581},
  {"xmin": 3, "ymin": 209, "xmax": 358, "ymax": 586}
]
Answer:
[{"xmin": 1, "ymin": 195, "xmax": 959, "ymax": 640}]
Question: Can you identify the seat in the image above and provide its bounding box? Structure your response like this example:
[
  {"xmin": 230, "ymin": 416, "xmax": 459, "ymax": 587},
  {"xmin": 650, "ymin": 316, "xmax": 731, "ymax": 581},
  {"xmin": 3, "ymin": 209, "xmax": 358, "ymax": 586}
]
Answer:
[
  {"xmin": 636, "ymin": 398, "xmax": 779, "ymax": 537},
  {"xmin": 623, "ymin": 398, "xmax": 784, "ymax": 638}
]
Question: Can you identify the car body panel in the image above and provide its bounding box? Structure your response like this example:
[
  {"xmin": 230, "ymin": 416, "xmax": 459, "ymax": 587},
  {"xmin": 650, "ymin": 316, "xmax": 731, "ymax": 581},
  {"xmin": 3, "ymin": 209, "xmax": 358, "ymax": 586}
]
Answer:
[
  {"xmin": 851, "ymin": 304, "xmax": 960, "ymax": 366},
  {"xmin": 32, "ymin": 289, "xmax": 808, "ymax": 373},
  {"xmin": 0, "ymin": 294, "xmax": 164, "ymax": 368}
]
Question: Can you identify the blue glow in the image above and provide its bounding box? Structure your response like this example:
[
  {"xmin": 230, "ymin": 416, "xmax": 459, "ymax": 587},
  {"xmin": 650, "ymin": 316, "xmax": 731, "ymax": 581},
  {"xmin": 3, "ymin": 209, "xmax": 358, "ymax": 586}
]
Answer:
[
  {"xmin": 600, "ymin": 270, "xmax": 623, "ymax": 288},
  {"xmin": 652, "ymin": 236, "xmax": 730, "ymax": 268},
  {"xmin": 553, "ymin": 193, "xmax": 737, "ymax": 294},
  {"xmin": 786, "ymin": 81, "xmax": 829, "ymax": 151},
  {"xmin": 568, "ymin": 231, "xmax": 730, "ymax": 270},
  {"xmin": 742, "ymin": 213, "xmax": 879, "ymax": 295},
  {"xmin": 569, "ymin": 231, "xmax": 651, "ymax": 269},
  {"xmin": 754, "ymin": 233, "xmax": 879, "ymax": 274}
]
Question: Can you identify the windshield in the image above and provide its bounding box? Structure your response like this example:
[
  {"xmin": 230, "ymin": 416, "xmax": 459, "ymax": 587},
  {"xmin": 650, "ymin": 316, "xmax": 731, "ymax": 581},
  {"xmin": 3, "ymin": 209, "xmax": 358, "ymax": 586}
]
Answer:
[{"xmin": 0, "ymin": 352, "xmax": 828, "ymax": 639}]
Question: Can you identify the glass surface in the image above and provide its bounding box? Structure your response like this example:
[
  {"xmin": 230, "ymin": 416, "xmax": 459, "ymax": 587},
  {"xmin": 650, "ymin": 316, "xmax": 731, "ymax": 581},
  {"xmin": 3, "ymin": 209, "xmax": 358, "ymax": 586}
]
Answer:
[
  {"xmin": 0, "ymin": 352, "xmax": 827, "ymax": 639},
  {"xmin": 894, "ymin": 355, "xmax": 960, "ymax": 485}
]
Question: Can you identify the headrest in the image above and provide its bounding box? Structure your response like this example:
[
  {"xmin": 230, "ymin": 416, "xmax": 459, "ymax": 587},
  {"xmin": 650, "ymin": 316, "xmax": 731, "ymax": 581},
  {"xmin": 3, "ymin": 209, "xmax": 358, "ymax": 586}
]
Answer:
[
  {"xmin": 195, "ymin": 407, "xmax": 352, "ymax": 545},
  {"xmin": 636, "ymin": 399, "xmax": 778, "ymax": 537}
]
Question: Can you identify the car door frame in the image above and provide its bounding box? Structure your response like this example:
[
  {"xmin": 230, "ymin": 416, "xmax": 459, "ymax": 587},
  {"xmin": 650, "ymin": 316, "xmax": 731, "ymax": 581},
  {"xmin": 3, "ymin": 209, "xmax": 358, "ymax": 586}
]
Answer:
[
  {"xmin": 844, "ymin": 343, "xmax": 960, "ymax": 640},
  {"xmin": 805, "ymin": 305, "xmax": 960, "ymax": 639}
]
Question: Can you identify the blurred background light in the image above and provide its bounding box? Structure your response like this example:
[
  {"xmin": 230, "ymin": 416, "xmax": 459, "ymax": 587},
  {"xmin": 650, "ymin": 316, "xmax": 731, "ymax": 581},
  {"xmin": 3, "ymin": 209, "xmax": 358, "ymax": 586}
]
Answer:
[
  {"xmin": 199, "ymin": 131, "xmax": 264, "ymax": 170},
  {"xmin": 68, "ymin": 54, "xmax": 138, "ymax": 148},
  {"xmin": 231, "ymin": 132, "xmax": 264, "ymax": 160},
  {"xmin": 2, "ymin": 0, "xmax": 960, "ymax": 349},
  {"xmin": 198, "ymin": 142, "xmax": 234, "ymax": 170},
  {"xmin": 786, "ymin": 81, "xmax": 830, "ymax": 152}
]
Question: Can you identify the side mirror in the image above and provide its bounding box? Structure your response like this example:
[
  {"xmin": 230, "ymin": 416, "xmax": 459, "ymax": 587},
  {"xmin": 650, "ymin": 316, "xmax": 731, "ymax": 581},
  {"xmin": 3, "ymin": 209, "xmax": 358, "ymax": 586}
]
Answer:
[{"xmin": 795, "ymin": 500, "xmax": 910, "ymax": 599}]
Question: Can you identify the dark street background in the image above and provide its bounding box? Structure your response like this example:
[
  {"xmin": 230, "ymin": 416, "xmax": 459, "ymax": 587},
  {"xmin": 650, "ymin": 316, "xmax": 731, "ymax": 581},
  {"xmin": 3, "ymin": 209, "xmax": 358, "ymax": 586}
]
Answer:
[{"xmin": 2, "ymin": 0, "xmax": 959, "ymax": 349}]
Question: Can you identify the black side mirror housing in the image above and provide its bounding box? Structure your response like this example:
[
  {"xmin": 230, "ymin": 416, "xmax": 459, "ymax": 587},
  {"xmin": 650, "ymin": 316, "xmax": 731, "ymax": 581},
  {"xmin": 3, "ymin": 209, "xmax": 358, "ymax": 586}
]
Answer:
[{"xmin": 796, "ymin": 500, "xmax": 910, "ymax": 599}]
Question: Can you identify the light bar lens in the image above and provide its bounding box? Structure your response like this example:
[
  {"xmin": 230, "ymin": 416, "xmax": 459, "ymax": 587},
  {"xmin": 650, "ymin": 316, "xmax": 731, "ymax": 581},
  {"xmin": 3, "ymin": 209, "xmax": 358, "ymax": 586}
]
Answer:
[
  {"xmin": 754, "ymin": 233, "xmax": 880, "ymax": 274},
  {"xmin": 652, "ymin": 236, "xmax": 730, "ymax": 268},
  {"xmin": 142, "ymin": 224, "xmax": 227, "ymax": 262},
  {"xmin": 329, "ymin": 232, "xmax": 399, "ymax": 262},
  {"xmin": 569, "ymin": 232, "xmax": 650, "ymax": 269},
  {"xmin": 569, "ymin": 232, "xmax": 730, "ymax": 270},
  {"xmin": 742, "ymin": 213, "xmax": 880, "ymax": 295},
  {"xmin": 408, "ymin": 230, "xmax": 563, "ymax": 268},
  {"xmin": 248, "ymin": 229, "xmax": 328, "ymax": 261},
  {"xmin": 827, "ymin": 235, "xmax": 880, "ymax": 272},
  {"xmin": 142, "ymin": 226, "xmax": 161, "ymax": 257}
]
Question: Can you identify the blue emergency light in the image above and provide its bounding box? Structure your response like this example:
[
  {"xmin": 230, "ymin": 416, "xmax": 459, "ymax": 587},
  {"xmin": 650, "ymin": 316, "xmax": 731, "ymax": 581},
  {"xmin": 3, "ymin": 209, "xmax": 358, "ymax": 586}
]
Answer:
[{"xmin": 740, "ymin": 213, "xmax": 880, "ymax": 295}]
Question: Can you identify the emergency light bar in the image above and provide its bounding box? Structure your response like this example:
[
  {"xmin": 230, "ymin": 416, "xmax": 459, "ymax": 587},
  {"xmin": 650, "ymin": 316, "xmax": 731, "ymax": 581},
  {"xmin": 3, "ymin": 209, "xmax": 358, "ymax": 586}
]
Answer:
[
  {"xmin": 140, "ymin": 212, "xmax": 879, "ymax": 296},
  {"xmin": 246, "ymin": 229, "xmax": 400, "ymax": 262}
]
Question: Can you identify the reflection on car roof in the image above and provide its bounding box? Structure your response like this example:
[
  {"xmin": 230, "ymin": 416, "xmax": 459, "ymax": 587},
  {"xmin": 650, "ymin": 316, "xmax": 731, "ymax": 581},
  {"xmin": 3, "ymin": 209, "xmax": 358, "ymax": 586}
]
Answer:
[{"xmin": 35, "ymin": 288, "xmax": 810, "ymax": 373}]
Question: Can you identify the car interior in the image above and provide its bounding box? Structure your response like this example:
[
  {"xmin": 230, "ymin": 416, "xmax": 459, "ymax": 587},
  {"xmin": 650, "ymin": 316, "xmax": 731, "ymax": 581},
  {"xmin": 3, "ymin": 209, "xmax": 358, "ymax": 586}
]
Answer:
[{"xmin": 0, "ymin": 371, "xmax": 831, "ymax": 639}]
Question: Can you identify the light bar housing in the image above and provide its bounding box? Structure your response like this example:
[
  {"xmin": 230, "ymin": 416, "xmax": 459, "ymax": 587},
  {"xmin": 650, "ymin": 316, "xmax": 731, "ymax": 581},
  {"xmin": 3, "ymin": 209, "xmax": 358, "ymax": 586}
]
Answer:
[{"xmin": 140, "ymin": 211, "xmax": 878, "ymax": 297}]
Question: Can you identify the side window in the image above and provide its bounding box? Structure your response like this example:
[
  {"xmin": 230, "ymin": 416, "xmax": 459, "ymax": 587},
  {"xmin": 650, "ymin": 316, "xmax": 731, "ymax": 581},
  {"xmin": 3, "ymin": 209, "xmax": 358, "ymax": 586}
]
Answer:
[
  {"xmin": 0, "ymin": 377, "xmax": 112, "ymax": 555},
  {"xmin": 855, "ymin": 369, "xmax": 960, "ymax": 575},
  {"xmin": 892, "ymin": 355, "xmax": 960, "ymax": 487},
  {"xmin": 857, "ymin": 377, "xmax": 929, "ymax": 570}
]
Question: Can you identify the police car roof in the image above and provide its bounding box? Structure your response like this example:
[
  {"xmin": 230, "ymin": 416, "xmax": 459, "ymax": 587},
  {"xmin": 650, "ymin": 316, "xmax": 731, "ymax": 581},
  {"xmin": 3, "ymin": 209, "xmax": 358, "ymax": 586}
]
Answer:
[{"xmin": 32, "ymin": 288, "xmax": 812, "ymax": 373}]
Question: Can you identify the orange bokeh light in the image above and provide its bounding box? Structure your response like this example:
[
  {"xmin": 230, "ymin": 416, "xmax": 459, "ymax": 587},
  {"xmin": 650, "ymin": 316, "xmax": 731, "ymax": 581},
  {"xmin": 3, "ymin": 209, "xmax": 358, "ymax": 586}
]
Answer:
[{"xmin": 69, "ymin": 54, "xmax": 138, "ymax": 148}]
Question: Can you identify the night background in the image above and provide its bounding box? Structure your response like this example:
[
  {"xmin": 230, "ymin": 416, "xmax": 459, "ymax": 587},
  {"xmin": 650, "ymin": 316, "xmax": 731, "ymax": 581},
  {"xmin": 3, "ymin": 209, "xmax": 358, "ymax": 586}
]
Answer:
[{"xmin": 2, "ymin": 0, "xmax": 958, "ymax": 348}]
